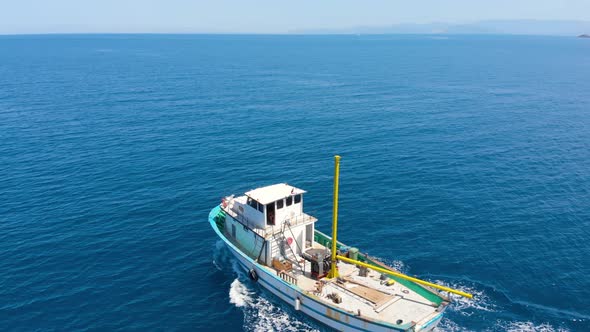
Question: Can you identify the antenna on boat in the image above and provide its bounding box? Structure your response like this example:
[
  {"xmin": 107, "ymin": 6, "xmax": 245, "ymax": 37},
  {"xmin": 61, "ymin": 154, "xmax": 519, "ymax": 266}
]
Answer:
[{"xmin": 328, "ymin": 155, "xmax": 341, "ymax": 279}]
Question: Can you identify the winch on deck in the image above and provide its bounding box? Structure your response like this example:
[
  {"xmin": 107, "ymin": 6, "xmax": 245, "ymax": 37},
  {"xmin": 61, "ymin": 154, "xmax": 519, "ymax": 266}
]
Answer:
[{"xmin": 302, "ymin": 248, "xmax": 332, "ymax": 279}]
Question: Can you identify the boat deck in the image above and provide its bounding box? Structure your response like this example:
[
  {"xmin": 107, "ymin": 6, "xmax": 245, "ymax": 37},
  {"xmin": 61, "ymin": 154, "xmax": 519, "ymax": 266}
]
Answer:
[
  {"xmin": 267, "ymin": 243, "xmax": 444, "ymax": 328},
  {"xmin": 214, "ymin": 204, "xmax": 446, "ymax": 330}
]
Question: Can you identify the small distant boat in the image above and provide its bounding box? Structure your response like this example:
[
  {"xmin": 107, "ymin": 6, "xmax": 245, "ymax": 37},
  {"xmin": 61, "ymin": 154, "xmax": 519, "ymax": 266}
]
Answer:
[{"xmin": 209, "ymin": 156, "xmax": 472, "ymax": 331}]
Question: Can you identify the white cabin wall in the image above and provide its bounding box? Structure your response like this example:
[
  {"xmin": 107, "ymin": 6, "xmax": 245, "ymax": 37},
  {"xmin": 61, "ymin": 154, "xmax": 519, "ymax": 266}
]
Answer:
[
  {"xmin": 285, "ymin": 223, "xmax": 306, "ymax": 255},
  {"xmin": 275, "ymin": 201, "xmax": 286, "ymax": 225},
  {"xmin": 265, "ymin": 238, "xmax": 272, "ymax": 265},
  {"xmin": 298, "ymin": 224, "xmax": 306, "ymax": 252},
  {"xmin": 274, "ymin": 196, "xmax": 304, "ymax": 227},
  {"xmin": 233, "ymin": 200, "xmax": 265, "ymax": 229},
  {"xmin": 265, "ymin": 223, "xmax": 309, "ymax": 261},
  {"xmin": 305, "ymin": 223, "xmax": 314, "ymax": 247}
]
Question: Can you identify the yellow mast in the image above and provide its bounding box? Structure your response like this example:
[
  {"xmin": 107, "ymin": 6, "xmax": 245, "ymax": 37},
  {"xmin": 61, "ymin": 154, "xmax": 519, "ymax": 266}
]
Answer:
[
  {"xmin": 328, "ymin": 155, "xmax": 341, "ymax": 279},
  {"xmin": 325, "ymin": 155, "xmax": 473, "ymax": 299}
]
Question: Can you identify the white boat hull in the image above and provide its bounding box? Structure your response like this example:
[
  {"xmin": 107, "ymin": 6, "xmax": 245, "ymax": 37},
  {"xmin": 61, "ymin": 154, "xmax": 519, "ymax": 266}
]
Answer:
[
  {"xmin": 214, "ymin": 231, "xmax": 443, "ymax": 331},
  {"xmin": 223, "ymin": 239, "xmax": 443, "ymax": 332},
  {"xmin": 210, "ymin": 206, "xmax": 444, "ymax": 332}
]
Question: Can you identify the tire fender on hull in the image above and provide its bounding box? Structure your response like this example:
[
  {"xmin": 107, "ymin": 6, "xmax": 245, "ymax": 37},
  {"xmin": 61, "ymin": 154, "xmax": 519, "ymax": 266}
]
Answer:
[{"xmin": 248, "ymin": 269, "xmax": 258, "ymax": 282}]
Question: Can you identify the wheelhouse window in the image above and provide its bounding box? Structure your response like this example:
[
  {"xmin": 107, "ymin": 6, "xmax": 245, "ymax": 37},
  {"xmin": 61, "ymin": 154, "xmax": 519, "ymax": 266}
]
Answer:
[
  {"xmin": 294, "ymin": 194, "xmax": 301, "ymax": 204},
  {"xmin": 276, "ymin": 199, "xmax": 284, "ymax": 209},
  {"xmin": 286, "ymin": 196, "xmax": 293, "ymax": 206},
  {"xmin": 247, "ymin": 197, "xmax": 262, "ymax": 213}
]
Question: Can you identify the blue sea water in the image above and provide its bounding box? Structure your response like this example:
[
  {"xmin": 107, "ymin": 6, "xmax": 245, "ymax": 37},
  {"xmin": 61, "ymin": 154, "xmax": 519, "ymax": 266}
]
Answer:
[{"xmin": 1, "ymin": 34, "xmax": 590, "ymax": 331}]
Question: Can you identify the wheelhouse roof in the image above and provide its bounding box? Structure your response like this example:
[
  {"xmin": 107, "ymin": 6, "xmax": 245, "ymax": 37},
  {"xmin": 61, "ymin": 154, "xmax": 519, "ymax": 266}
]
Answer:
[{"xmin": 245, "ymin": 183, "xmax": 306, "ymax": 205}]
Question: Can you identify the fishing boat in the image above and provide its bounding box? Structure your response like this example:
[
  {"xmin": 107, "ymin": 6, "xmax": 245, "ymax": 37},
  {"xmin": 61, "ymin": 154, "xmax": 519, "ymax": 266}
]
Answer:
[{"xmin": 209, "ymin": 156, "xmax": 472, "ymax": 331}]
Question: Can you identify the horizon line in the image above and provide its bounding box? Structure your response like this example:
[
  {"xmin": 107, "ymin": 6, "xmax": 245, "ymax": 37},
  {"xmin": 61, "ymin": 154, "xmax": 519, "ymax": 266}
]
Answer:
[
  {"xmin": 0, "ymin": 32, "xmax": 583, "ymax": 38},
  {"xmin": 2, "ymin": 18, "xmax": 589, "ymax": 37}
]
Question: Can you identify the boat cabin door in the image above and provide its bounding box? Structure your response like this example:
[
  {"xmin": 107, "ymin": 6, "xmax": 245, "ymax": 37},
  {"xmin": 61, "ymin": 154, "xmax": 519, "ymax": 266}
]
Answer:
[{"xmin": 266, "ymin": 202, "xmax": 275, "ymax": 226}]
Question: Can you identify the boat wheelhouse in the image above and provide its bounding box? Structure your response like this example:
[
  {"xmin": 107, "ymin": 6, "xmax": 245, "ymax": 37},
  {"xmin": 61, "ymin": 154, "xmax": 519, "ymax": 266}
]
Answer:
[
  {"xmin": 221, "ymin": 183, "xmax": 317, "ymax": 269},
  {"xmin": 209, "ymin": 157, "xmax": 471, "ymax": 331}
]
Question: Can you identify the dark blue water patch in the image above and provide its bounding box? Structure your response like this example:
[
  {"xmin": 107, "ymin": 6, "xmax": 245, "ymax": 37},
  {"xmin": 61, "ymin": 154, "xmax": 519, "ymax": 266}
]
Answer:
[{"xmin": 1, "ymin": 34, "xmax": 589, "ymax": 331}]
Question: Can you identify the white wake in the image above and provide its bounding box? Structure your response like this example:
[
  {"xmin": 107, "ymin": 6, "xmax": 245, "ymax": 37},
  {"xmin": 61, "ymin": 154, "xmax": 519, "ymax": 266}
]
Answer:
[
  {"xmin": 214, "ymin": 241, "xmax": 320, "ymax": 331},
  {"xmin": 228, "ymin": 276, "xmax": 320, "ymax": 332}
]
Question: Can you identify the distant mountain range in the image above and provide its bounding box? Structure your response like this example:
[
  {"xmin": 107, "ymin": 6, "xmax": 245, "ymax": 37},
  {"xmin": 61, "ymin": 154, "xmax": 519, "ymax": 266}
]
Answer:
[{"xmin": 294, "ymin": 20, "xmax": 590, "ymax": 36}]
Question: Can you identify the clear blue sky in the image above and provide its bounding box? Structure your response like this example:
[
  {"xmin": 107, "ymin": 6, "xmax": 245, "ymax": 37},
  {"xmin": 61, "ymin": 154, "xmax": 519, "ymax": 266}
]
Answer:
[{"xmin": 1, "ymin": 0, "xmax": 589, "ymax": 34}]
